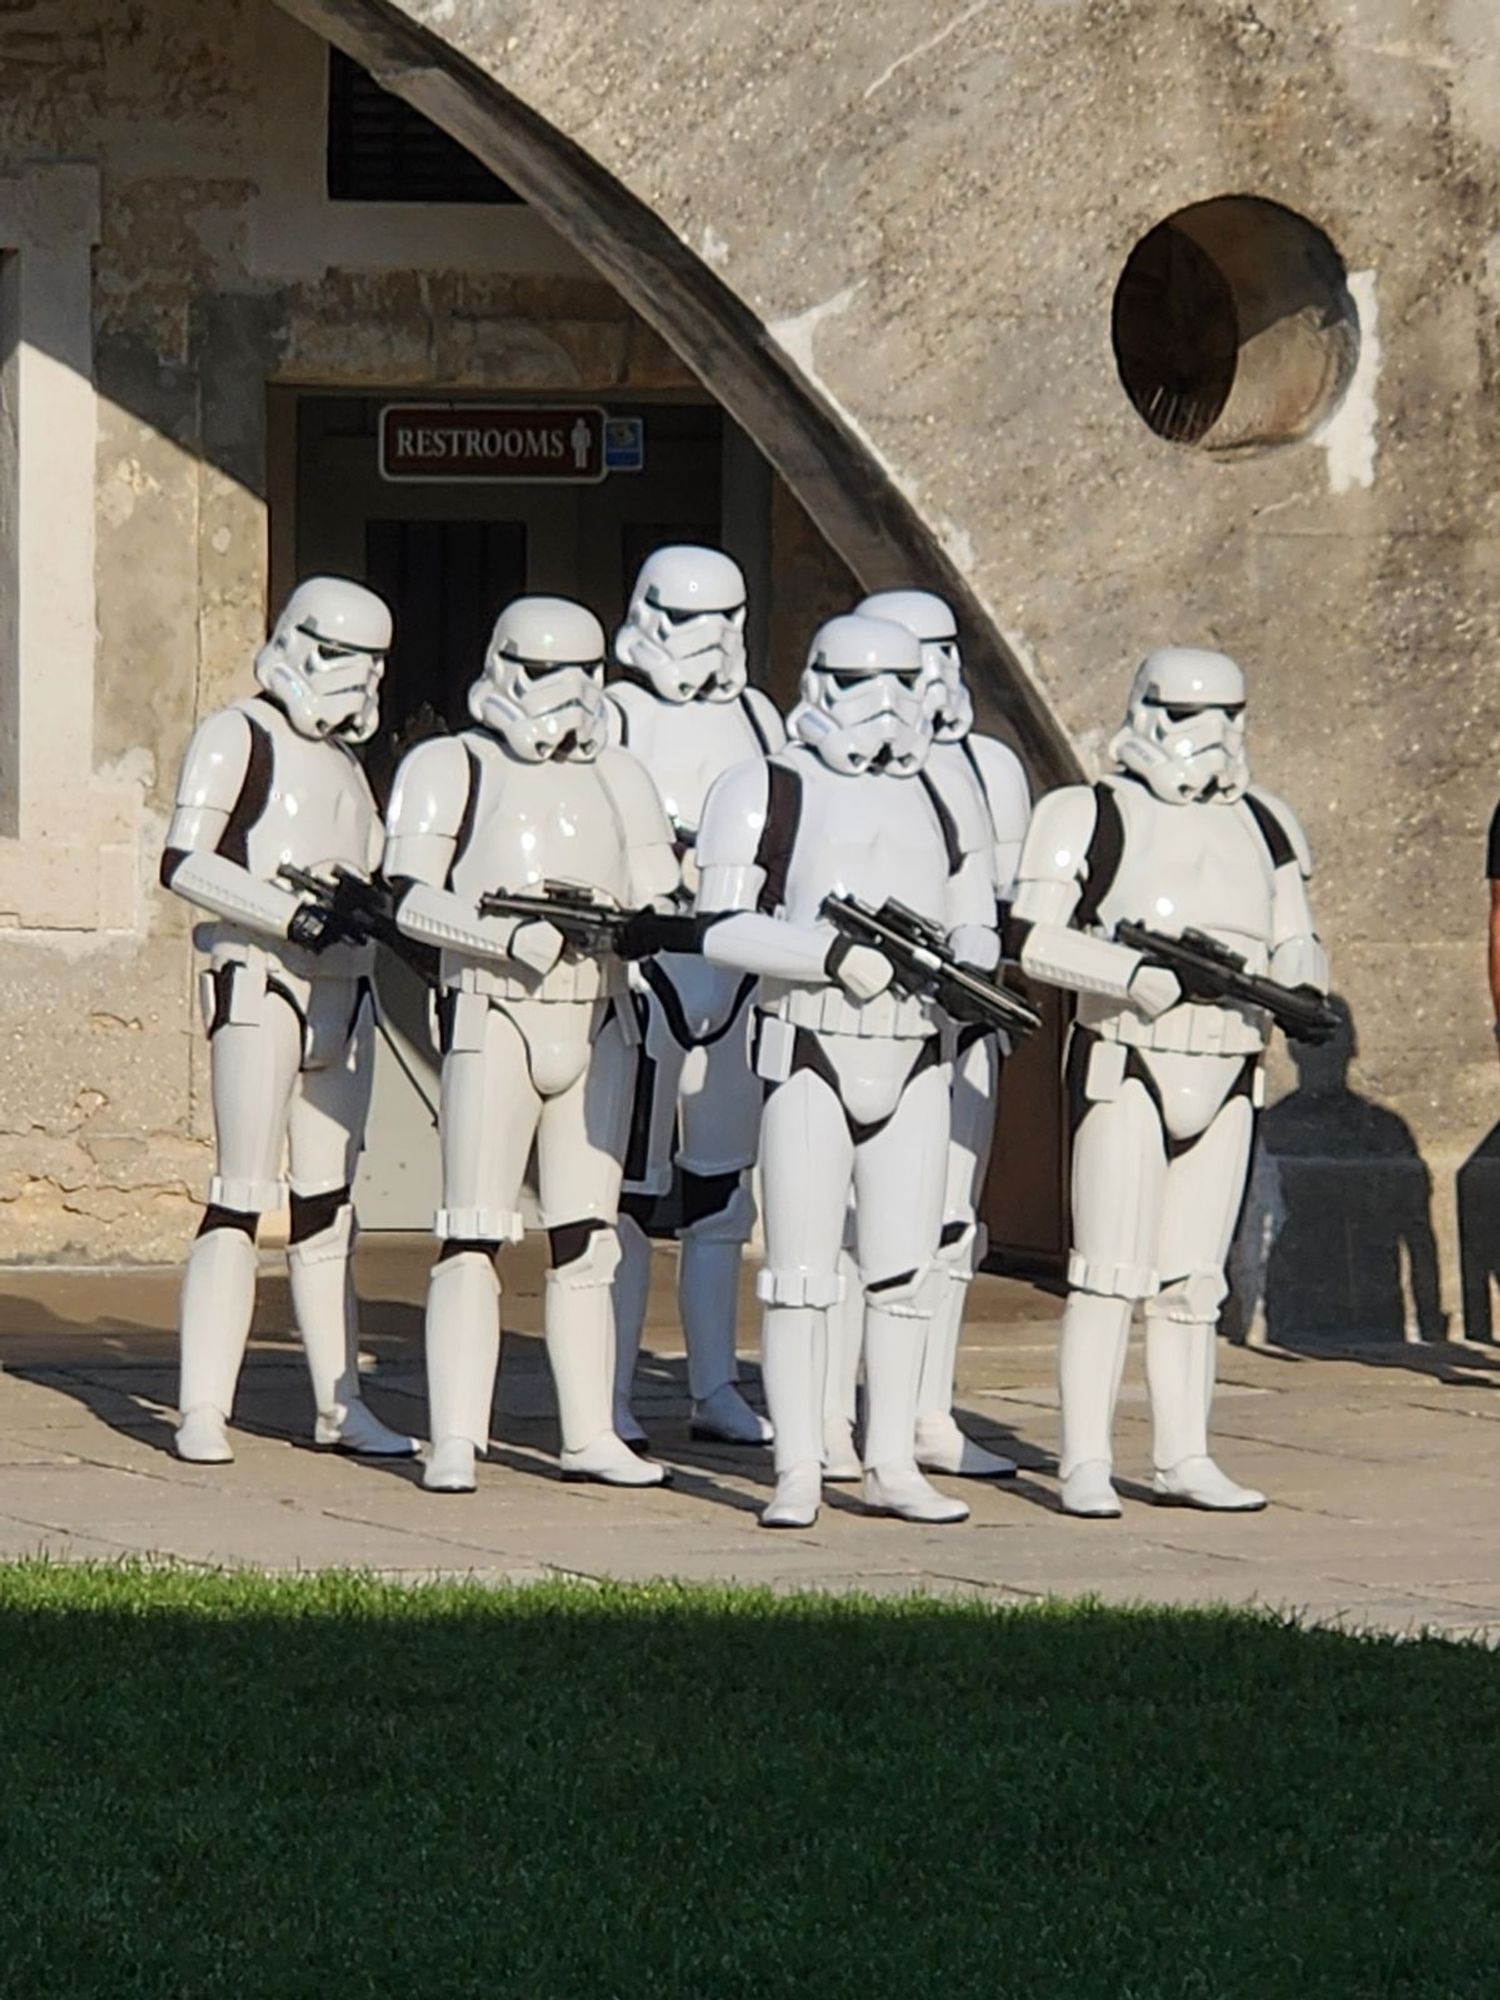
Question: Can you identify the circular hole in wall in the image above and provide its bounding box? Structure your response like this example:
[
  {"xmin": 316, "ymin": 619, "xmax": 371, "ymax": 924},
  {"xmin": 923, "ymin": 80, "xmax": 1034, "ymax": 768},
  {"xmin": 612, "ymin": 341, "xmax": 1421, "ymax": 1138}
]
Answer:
[{"xmin": 1111, "ymin": 195, "xmax": 1359, "ymax": 453}]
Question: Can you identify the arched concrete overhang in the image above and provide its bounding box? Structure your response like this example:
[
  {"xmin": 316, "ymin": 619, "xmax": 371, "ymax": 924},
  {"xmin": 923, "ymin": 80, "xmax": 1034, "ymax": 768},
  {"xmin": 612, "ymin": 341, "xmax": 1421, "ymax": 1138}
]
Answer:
[{"xmin": 270, "ymin": 0, "xmax": 1077, "ymax": 784}]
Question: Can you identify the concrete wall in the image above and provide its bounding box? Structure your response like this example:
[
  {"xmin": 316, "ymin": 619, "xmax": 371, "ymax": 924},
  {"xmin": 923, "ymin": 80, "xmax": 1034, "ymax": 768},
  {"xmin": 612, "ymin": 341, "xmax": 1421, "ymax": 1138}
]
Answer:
[{"xmin": 277, "ymin": 0, "xmax": 1500, "ymax": 1341}]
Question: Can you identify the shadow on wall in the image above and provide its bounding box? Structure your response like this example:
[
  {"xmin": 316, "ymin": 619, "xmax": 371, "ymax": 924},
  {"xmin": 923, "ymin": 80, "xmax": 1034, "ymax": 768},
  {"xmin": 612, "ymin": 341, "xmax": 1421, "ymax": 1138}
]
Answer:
[{"xmin": 1227, "ymin": 996, "xmax": 1447, "ymax": 1347}]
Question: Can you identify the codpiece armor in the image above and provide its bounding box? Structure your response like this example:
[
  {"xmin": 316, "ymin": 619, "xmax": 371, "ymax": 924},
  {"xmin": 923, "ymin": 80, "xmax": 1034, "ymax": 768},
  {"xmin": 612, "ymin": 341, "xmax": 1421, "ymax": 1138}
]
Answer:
[
  {"xmin": 819, "ymin": 590, "xmax": 1034, "ymax": 1483},
  {"xmin": 606, "ymin": 547, "xmax": 787, "ymax": 1450},
  {"xmin": 384, "ymin": 595, "xmax": 680, "ymax": 1495},
  {"xmin": 1010, "ymin": 647, "xmax": 1328, "ymax": 1516},
  {"xmin": 695, "ymin": 613, "xmax": 1000, "ymax": 1528},
  {"xmin": 160, "ymin": 576, "xmax": 415, "ymax": 1465}
]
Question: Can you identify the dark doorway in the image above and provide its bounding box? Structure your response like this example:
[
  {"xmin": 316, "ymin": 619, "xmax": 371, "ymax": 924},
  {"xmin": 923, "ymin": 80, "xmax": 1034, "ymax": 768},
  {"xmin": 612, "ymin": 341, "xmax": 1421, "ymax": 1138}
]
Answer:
[{"xmin": 362, "ymin": 517, "xmax": 527, "ymax": 799}]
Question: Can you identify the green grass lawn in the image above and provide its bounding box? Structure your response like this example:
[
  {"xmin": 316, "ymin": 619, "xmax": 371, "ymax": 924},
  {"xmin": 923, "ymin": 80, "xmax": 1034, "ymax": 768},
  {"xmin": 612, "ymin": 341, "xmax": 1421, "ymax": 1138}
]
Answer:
[{"xmin": 0, "ymin": 1566, "xmax": 1494, "ymax": 1997}]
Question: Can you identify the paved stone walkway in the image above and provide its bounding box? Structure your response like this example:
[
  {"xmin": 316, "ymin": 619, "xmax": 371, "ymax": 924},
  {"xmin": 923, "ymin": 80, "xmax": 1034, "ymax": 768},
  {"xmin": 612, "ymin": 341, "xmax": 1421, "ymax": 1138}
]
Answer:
[{"xmin": 1, "ymin": 1237, "xmax": 1498, "ymax": 1637}]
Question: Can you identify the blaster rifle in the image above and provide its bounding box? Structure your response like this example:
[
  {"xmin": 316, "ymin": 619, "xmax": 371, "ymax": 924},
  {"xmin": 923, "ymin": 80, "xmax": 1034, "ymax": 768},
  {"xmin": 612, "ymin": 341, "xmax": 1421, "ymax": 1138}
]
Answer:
[
  {"xmin": 1113, "ymin": 921, "xmax": 1339, "ymax": 1047},
  {"xmin": 476, "ymin": 881, "xmax": 704, "ymax": 961},
  {"xmin": 277, "ymin": 863, "xmax": 433, "ymax": 979},
  {"xmin": 820, "ymin": 893, "xmax": 1043, "ymax": 1043}
]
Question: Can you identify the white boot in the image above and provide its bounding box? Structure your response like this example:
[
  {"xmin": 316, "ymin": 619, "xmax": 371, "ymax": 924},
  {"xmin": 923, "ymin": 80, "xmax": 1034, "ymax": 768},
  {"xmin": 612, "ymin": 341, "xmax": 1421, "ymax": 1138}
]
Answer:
[
  {"xmin": 692, "ymin": 1380, "xmax": 772, "ymax": 1445},
  {"xmin": 915, "ymin": 1415, "xmax": 1017, "ymax": 1480},
  {"xmin": 914, "ymin": 1267, "xmax": 1015, "ymax": 1478},
  {"xmin": 863, "ymin": 1462, "xmax": 969, "ymax": 1523},
  {"xmin": 549, "ymin": 1233, "xmax": 668, "ymax": 1487},
  {"xmin": 861, "ymin": 1299, "xmax": 967, "ymax": 1524},
  {"xmin": 291, "ymin": 1201, "xmax": 418, "ymax": 1457},
  {"xmin": 1146, "ymin": 1316, "xmax": 1266, "ymax": 1511},
  {"xmin": 315, "ymin": 1400, "xmax": 418, "ymax": 1456},
  {"xmin": 176, "ymin": 1404, "xmax": 234, "ymax": 1464},
  {"xmin": 424, "ymin": 1435, "xmax": 478, "ymax": 1494},
  {"xmin": 759, "ymin": 1304, "xmax": 826, "ymax": 1529},
  {"xmin": 681, "ymin": 1219, "xmax": 770, "ymax": 1443},
  {"xmin": 762, "ymin": 1463, "xmax": 822, "ymax": 1529},
  {"xmin": 611, "ymin": 1211, "xmax": 653, "ymax": 1447},
  {"xmin": 821, "ymin": 1250, "xmax": 863, "ymax": 1478},
  {"xmin": 421, "ymin": 1250, "xmax": 501, "ymax": 1495},
  {"xmin": 177, "ymin": 1222, "xmax": 259, "ymax": 1458},
  {"xmin": 822, "ymin": 1413, "xmax": 863, "ymax": 1482},
  {"xmin": 1060, "ymin": 1458, "xmax": 1122, "ymax": 1518},
  {"xmin": 1153, "ymin": 1456, "xmax": 1267, "ymax": 1510},
  {"xmin": 1057, "ymin": 1292, "xmax": 1131, "ymax": 1517}
]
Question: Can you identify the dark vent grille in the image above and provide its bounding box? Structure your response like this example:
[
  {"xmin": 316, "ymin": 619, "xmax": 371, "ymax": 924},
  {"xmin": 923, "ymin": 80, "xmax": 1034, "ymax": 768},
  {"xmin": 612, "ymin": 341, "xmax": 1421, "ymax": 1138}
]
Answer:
[{"xmin": 326, "ymin": 49, "xmax": 523, "ymax": 205}]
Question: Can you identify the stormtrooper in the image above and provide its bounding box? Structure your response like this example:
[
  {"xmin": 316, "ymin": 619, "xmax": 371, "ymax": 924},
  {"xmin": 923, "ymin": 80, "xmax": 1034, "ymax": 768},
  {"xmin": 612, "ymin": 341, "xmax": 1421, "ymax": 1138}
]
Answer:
[
  {"xmin": 816, "ymin": 589, "xmax": 1033, "ymax": 1483},
  {"xmin": 605, "ymin": 546, "xmax": 787, "ymax": 1450},
  {"xmin": 160, "ymin": 575, "xmax": 417, "ymax": 1465},
  {"xmin": 1009, "ymin": 647, "xmax": 1328, "ymax": 1517},
  {"xmin": 695, "ymin": 612, "xmax": 1001, "ymax": 1528},
  {"xmin": 383, "ymin": 595, "xmax": 681, "ymax": 1495}
]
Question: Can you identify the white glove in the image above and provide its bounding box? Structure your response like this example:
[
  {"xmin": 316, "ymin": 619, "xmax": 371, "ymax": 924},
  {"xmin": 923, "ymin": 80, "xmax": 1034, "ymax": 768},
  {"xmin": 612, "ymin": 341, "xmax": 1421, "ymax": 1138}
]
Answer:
[
  {"xmin": 1126, "ymin": 963, "xmax": 1181, "ymax": 1020},
  {"xmin": 510, "ymin": 918, "xmax": 567, "ymax": 977},
  {"xmin": 828, "ymin": 939, "xmax": 895, "ymax": 1002}
]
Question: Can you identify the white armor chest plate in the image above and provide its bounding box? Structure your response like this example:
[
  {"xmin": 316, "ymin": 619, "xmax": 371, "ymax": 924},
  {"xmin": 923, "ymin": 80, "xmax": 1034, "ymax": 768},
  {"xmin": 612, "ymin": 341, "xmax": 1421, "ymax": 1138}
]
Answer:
[
  {"xmin": 610, "ymin": 688, "xmax": 765, "ymax": 839},
  {"xmin": 782, "ymin": 763, "xmax": 951, "ymax": 929},
  {"xmin": 769, "ymin": 758, "xmax": 953, "ymax": 1039},
  {"xmin": 449, "ymin": 738, "xmax": 632, "ymax": 908},
  {"xmin": 1080, "ymin": 779, "xmax": 1277, "ymax": 1055},
  {"xmin": 241, "ymin": 701, "xmax": 378, "ymax": 879},
  {"xmin": 1095, "ymin": 782, "xmax": 1274, "ymax": 963}
]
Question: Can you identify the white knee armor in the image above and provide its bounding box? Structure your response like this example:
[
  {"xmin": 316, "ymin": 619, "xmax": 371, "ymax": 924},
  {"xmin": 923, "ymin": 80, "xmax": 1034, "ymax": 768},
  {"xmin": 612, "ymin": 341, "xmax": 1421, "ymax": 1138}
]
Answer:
[
  {"xmin": 161, "ymin": 577, "xmax": 415, "ymax": 1465},
  {"xmin": 384, "ymin": 594, "xmax": 681, "ymax": 1494},
  {"xmin": 1011, "ymin": 646, "xmax": 1328, "ymax": 1516},
  {"xmin": 606, "ymin": 547, "xmax": 787, "ymax": 1448},
  {"xmin": 695, "ymin": 612, "xmax": 1001, "ymax": 1528}
]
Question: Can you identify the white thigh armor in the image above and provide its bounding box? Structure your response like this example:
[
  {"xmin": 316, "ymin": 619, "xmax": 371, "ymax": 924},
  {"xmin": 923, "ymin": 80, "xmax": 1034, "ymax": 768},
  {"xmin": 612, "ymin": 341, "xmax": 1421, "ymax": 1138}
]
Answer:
[{"xmin": 434, "ymin": 991, "xmax": 632, "ymax": 1241}]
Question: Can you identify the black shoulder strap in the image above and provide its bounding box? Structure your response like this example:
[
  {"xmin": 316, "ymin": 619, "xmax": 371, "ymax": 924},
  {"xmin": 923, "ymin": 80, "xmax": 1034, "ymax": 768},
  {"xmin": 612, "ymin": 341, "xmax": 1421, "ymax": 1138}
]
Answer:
[
  {"xmin": 754, "ymin": 761, "xmax": 802, "ymax": 914},
  {"xmin": 1074, "ymin": 781, "xmax": 1125, "ymax": 930},
  {"xmin": 917, "ymin": 770, "xmax": 964, "ymax": 877},
  {"xmin": 446, "ymin": 744, "xmax": 483, "ymax": 889},
  {"xmin": 1243, "ymin": 792, "xmax": 1295, "ymax": 869},
  {"xmin": 739, "ymin": 692, "xmax": 771, "ymax": 756},
  {"xmin": 216, "ymin": 711, "xmax": 274, "ymax": 868}
]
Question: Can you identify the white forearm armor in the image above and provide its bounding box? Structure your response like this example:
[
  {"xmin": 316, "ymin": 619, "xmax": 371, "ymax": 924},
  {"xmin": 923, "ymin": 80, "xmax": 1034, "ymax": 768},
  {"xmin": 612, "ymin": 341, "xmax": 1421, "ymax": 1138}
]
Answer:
[
  {"xmin": 393, "ymin": 880, "xmax": 534, "ymax": 966},
  {"xmin": 166, "ymin": 847, "xmax": 302, "ymax": 941}
]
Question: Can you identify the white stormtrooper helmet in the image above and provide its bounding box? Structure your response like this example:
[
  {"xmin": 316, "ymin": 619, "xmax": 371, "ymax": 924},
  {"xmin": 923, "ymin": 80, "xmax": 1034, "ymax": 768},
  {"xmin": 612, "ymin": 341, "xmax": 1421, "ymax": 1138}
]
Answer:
[
  {"xmin": 790, "ymin": 613, "xmax": 936, "ymax": 777},
  {"xmin": 469, "ymin": 595, "xmax": 609, "ymax": 762},
  {"xmin": 614, "ymin": 545, "xmax": 748, "ymax": 701},
  {"xmin": 1110, "ymin": 646, "xmax": 1250, "ymax": 804},
  {"xmin": 253, "ymin": 576, "xmax": 391, "ymax": 744},
  {"xmin": 857, "ymin": 588, "xmax": 971, "ymax": 740}
]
